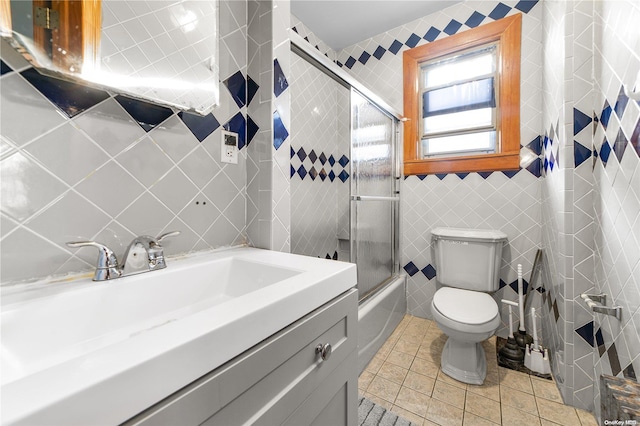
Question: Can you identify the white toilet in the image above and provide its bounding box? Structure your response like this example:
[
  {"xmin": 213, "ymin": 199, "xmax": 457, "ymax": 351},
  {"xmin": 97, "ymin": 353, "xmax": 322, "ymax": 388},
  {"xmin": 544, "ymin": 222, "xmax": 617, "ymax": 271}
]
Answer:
[{"xmin": 430, "ymin": 227, "xmax": 507, "ymax": 385}]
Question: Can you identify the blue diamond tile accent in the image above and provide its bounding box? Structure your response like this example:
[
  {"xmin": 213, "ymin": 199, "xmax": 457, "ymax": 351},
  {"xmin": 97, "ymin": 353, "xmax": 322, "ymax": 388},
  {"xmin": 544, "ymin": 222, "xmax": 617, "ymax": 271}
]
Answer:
[
  {"xmin": 549, "ymin": 151, "xmax": 555, "ymax": 171},
  {"xmin": 421, "ymin": 264, "xmax": 436, "ymax": 280},
  {"xmin": 223, "ymin": 71, "xmax": 246, "ymax": 108},
  {"xmin": 359, "ymin": 51, "xmax": 371, "ymax": 65},
  {"xmin": 543, "ymin": 157, "xmax": 549, "ymax": 172},
  {"xmin": 503, "ymin": 170, "xmax": 519, "ymax": 178},
  {"xmin": 319, "ymin": 168, "xmax": 327, "ymax": 181},
  {"xmin": 336, "ymin": 61, "xmax": 343, "ymax": 68},
  {"xmin": 290, "ymin": 164, "xmax": 295, "ymax": 178},
  {"xmin": 338, "ymin": 155, "xmax": 349, "ymax": 167},
  {"xmin": 406, "ymin": 33, "xmax": 421, "ymax": 48},
  {"xmin": 224, "ymin": 112, "xmax": 246, "ymax": 149},
  {"xmin": 526, "ymin": 157, "xmax": 542, "ymax": 177},
  {"xmin": 478, "ymin": 171, "xmax": 492, "ymax": 179},
  {"xmin": 115, "ymin": 95, "xmax": 172, "ymax": 132},
  {"xmin": 389, "ymin": 40, "xmax": 403, "ymax": 55},
  {"xmin": 613, "ymin": 128, "xmax": 628, "ymax": 162},
  {"xmin": 247, "ymin": 75, "xmax": 259, "ymax": 106},
  {"xmin": 600, "ymin": 138, "xmax": 611, "ymax": 165},
  {"xmin": 178, "ymin": 111, "xmax": 220, "ymax": 142},
  {"xmin": 309, "ymin": 166, "xmax": 318, "ymax": 180},
  {"xmin": 596, "ymin": 328, "xmax": 606, "ymax": 357},
  {"xmin": 499, "ymin": 279, "xmax": 507, "ymax": 289},
  {"xmin": 465, "ymin": 11, "xmax": 486, "ymax": 28},
  {"xmin": 623, "ymin": 364, "xmax": 636, "ymax": 380},
  {"xmin": 456, "ymin": 172, "xmax": 469, "ymax": 180},
  {"xmin": 21, "ymin": 68, "xmax": 110, "ymax": 118},
  {"xmin": 527, "ymin": 135, "xmax": 543, "ymax": 155},
  {"xmin": 309, "ymin": 150, "xmax": 318, "ymax": 163},
  {"xmin": 424, "ymin": 27, "xmax": 441, "ymax": 42},
  {"xmin": 574, "ymin": 108, "xmax": 593, "ymax": 135},
  {"xmin": 291, "ymin": 26, "xmax": 298, "ymax": 33},
  {"xmin": 345, "ymin": 56, "xmax": 357, "ymax": 69},
  {"xmin": 0, "ymin": 59, "xmax": 12, "ymax": 75},
  {"xmin": 273, "ymin": 110, "xmax": 289, "ymax": 150},
  {"xmin": 489, "ymin": 2, "xmax": 512, "ymax": 20},
  {"xmin": 319, "ymin": 152, "xmax": 327, "ymax": 164},
  {"xmin": 297, "ymin": 147, "xmax": 307, "ymax": 161},
  {"xmin": 338, "ymin": 170, "xmax": 349, "ymax": 182},
  {"xmin": 574, "ymin": 141, "xmax": 592, "ymax": 167},
  {"xmin": 435, "ymin": 173, "xmax": 447, "ymax": 180},
  {"xmin": 576, "ymin": 321, "xmax": 594, "ymax": 347},
  {"xmin": 608, "ymin": 343, "xmax": 622, "ymax": 376},
  {"xmin": 443, "ymin": 20, "xmax": 462, "ymax": 36},
  {"xmin": 290, "ymin": 146, "xmax": 295, "ymax": 159},
  {"xmin": 247, "ymin": 115, "xmax": 259, "ymax": 146},
  {"xmin": 328, "ymin": 170, "xmax": 336, "ymax": 182},
  {"xmin": 631, "ymin": 117, "xmax": 640, "ymax": 157},
  {"xmin": 417, "ymin": 174, "xmax": 427, "ymax": 180},
  {"xmin": 273, "ymin": 59, "xmax": 289, "ymax": 98},
  {"xmin": 515, "ymin": 0, "xmax": 539, "ymax": 13},
  {"xmin": 614, "ymin": 86, "xmax": 629, "ymax": 119},
  {"xmin": 373, "ymin": 46, "xmax": 386, "ymax": 60},
  {"xmin": 297, "ymin": 165, "xmax": 307, "ymax": 180},
  {"xmin": 403, "ymin": 261, "xmax": 419, "ymax": 277},
  {"xmin": 601, "ymin": 101, "xmax": 612, "ymax": 129},
  {"xmin": 508, "ymin": 279, "xmax": 529, "ymax": 294},
  {"xmin": 328, "ymin": 155, "xmax": 336, "ymax": 166},
  {"xmin": 543, "ymin": 135, "xmax": 549, "ymax": 149}
]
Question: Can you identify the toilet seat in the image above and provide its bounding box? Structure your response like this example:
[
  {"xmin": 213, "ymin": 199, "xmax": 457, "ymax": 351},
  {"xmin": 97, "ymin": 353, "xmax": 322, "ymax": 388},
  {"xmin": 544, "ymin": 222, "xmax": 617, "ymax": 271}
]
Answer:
[{"xmin": 432, "ymin": 287, "xmax": 500, "ymax": 334}]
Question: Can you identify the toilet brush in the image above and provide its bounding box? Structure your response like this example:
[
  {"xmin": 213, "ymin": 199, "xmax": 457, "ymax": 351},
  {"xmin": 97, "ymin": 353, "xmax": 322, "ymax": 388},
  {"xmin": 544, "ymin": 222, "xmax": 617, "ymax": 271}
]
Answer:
[
  {"xmin": 514, "ymin": 264, "xmax": 534, "ymax": 349},
  {"xmin": 498, "ymin": 299, "xmax": 524, "ymax": 368},
  {"xmin": 524, "ymin": 307, "xmax": 551, "ymax": 374}
]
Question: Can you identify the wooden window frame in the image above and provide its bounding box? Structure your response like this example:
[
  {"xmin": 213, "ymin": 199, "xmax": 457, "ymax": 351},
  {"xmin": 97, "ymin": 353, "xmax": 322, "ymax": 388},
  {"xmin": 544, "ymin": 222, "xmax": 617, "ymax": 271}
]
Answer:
[{"xmin": 403, "ymin": 14, "xmax": 522, "ymax": 176}]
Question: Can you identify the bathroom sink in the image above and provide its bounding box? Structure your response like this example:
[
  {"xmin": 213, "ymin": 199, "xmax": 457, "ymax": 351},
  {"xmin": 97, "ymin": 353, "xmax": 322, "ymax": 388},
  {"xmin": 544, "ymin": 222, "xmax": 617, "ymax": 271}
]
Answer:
[{"xmin": 1, "ymin": 247, "xmax": 357, "ymax": 425}]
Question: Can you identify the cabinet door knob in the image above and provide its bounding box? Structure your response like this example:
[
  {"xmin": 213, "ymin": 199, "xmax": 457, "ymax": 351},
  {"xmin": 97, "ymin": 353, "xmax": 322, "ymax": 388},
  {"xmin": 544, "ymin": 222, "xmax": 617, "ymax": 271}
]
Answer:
[{"xmin": 315, "ymin": 343, "xmax": 332, "ymax": 361}]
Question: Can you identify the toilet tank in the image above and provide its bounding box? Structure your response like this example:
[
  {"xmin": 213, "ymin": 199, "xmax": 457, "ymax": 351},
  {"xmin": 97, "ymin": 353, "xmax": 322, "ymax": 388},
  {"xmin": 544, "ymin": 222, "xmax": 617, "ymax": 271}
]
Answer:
[{"xmin": 432, "ymin": 227, "xmax": 507, "ymax": 292}]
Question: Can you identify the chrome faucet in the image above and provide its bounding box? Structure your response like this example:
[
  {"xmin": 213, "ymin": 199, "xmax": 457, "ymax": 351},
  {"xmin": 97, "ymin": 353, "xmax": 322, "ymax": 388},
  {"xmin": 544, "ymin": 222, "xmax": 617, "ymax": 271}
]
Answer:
[{"xmin": 66, "ymin": 231, "xmax": 180, "ymax": 281}]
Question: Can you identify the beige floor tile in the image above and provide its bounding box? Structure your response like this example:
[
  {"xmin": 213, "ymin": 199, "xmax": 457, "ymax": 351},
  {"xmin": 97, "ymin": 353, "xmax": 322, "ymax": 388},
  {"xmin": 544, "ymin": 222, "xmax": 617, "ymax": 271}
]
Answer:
[
  {"xmin": 437, "ymin": 370, "xmax": 468, "ymax": 390},
  {"xmin": 537, "ymin": 399, "xmax": 580, "ymax": 424},
  {"xmin": 404, "ymin": 370, "xmax": 436, "ymax": 396},
  {"xmin": 426, "ymin": 399, "xmax": 464, "ymax": 426},
  {"xmin": 416, "ymin": 342, "xmax": 442, "ymax": 364},
  {"xmin": 499, "ymin": 366, "xmax": 534, "ymax": 394},
  {"xmin": 410, "ymin": 357, "xmax": 441, "ymax": 378},
  {"xmin": 394, "ymin": 339, "xmax": 421, "ymax": 356},
  {"xmin": 378, "ymin": 361, "xmax": 409, "ymax": 385},
  {"xmin": 432, "ymin": 380, "xmax": 466, "ymax": 409},
  {"xmin": 367, "ymin": 376, "xmax": 402, "ymax": 404},
  {"xmin": 364, "ymin": 392, "xmax": 394, "ymax": 410},
  {"xmin": 395, "ymin": 386, "xmax": 432, "ymax": 417},
  {"xmin": 501, "ymin": 404, "xmax": 541, "ymax": 425},
  {"xmin": 500, "ymin": 387, "xmax": 538, "ymax": 416},
  {"xmin": 462, "ymin": 411, "xmax": 499, "ymax": 426},
  {"xmin": 484, "ymin": 368, "xmax": 499, "ymax": 384},
  {"xmin": 387, "ymin": 350, "xmax": 416, "ymax": 369},
  {"xmin": 540, "ymin": 419, "xmax": 564, "ymax": 426},
  {"xmin": 390, "ymin": 405, "xmax": 425, "ymax": 426},
  {"xmin": 576, "ymin": 407, "xmax": 598, "ymax": 426},
  {"xmin": 365, "ymin": 355, "xmax": 385, "ymax": 374},
  {"xmin": 358, "ymin": 370, "xmax": 374, "ymax": 392},
  {"xmin": 467, "ymin": 380, "xmax": 500, "ymax": 402},
  {"xmin": 531, "ymin": 378, "xmax": 563, "ymax": 402},
  {"xmin": 402, "ymin": 331, "xmax": 427, "ymax": 345},
  {"xmin": 377, "ymin": 340, "xmax": 396, "ymax": 358},
  {"xmin": 464, "ymin": 392, "xmax": 501, "ymax": 424}
]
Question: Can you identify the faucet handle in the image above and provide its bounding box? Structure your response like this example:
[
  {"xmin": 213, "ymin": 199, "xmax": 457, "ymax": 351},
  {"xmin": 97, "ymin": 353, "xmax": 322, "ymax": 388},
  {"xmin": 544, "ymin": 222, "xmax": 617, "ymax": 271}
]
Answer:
[
  {"xmin": 66, "ymin": 241, "xmax": 121, "ymax": 281},
  {"xmin": 156, "ymin": 231, "xmax": 180, "ymax": 244}
]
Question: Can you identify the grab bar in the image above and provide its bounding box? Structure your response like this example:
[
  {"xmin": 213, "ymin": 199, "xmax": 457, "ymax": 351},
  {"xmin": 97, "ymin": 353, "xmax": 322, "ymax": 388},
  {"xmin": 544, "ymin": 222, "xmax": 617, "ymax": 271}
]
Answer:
[
  {"xmin": 351, "ymin": 195, "xmax": 400, "ymax": 202},
  {"xmin": 581, "ymin": 293, "xmax": 622, "ymax": 320}
]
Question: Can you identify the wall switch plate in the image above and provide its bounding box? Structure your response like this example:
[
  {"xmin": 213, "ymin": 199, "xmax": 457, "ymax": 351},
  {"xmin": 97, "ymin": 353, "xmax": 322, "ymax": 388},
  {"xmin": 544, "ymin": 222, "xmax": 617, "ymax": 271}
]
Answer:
[{"xmin": 221, "ymin": 130, "xmax": 238, "ymax": 164}]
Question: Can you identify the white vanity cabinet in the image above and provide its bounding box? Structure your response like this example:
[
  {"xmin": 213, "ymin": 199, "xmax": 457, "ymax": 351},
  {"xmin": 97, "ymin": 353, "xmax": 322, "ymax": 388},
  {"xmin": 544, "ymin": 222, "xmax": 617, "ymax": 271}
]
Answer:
[{"xmin": 123, "ymin": 288, "xmax": 358, "ymax": 426}]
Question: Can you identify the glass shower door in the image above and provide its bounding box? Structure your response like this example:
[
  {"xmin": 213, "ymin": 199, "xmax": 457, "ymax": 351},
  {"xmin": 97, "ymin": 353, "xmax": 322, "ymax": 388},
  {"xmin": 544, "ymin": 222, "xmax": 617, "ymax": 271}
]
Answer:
[{"xmin": 350, "ymin": 89, "xmax": 398, "ymax": 300}]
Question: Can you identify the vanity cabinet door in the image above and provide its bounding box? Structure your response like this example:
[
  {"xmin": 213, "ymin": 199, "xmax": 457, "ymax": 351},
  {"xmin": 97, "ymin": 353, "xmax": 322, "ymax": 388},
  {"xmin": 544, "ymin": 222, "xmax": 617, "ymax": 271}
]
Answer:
[{"xmin": 123, "ymin": 289, "xmax": 358, "ymax": 426}]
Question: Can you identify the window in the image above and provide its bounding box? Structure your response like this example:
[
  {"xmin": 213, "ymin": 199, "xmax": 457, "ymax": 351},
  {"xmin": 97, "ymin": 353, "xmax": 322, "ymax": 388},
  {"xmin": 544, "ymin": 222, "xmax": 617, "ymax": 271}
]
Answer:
[{"xmin": 403, "ymin": 14, "xmax": 521, "ymax": 175}]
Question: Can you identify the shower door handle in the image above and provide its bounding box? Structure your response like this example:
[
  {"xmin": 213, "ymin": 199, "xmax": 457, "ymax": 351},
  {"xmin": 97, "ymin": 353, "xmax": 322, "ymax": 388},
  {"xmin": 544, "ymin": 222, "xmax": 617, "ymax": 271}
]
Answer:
[{"xmin": 351, "ymin": 195, "xmax": 400, "ymax": 202}]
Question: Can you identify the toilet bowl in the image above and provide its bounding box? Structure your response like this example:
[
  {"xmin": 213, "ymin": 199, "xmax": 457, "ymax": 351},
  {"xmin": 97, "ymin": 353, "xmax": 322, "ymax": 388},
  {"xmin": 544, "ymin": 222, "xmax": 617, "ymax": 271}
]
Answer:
[
  {"xmin": 431, "ymin": 287, "xmax": 500, "ymax": 384},
  {"xmin": 430, "ymin": 227, "xmax": 507, "ymax": 385}
]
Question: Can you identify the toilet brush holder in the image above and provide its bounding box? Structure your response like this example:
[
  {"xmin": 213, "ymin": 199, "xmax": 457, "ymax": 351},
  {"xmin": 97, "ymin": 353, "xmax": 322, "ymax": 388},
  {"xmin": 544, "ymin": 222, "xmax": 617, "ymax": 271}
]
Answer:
[{"xmin": 524, "ymin": 344, "xmax": 551, "ymax": 374}]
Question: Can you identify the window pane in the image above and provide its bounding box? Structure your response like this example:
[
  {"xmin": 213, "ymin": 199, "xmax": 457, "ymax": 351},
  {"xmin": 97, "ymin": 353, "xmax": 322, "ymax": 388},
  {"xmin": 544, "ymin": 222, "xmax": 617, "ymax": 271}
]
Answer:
[
  {"xmin": 423, "ymin": 108, "xmax": 493, "ymax": 134},
  {"xmin": 422, "ymin": 49, "xmax": 495, "ymax": 88},
  {"xmin": 422, "ymin": 77, "xmax": 495, "ymax": 118},
  {"xmin": 422, "ymin": 131, "xmax": 496, "ymax": 157}
]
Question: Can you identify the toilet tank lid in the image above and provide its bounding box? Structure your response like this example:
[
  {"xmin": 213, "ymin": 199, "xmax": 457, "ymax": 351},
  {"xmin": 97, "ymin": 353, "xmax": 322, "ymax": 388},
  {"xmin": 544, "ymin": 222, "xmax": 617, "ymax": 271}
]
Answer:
[{"xmin": 431, "ymin": 227, "xmax": 507, "ymax": 242}]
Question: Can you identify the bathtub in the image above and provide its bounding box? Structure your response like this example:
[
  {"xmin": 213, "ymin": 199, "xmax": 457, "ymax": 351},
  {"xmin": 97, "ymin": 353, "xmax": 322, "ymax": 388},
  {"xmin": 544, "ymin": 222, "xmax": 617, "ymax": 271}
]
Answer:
[{"xmin": 357, "ymin": 274, "xmax": 407, "ymax": 373}]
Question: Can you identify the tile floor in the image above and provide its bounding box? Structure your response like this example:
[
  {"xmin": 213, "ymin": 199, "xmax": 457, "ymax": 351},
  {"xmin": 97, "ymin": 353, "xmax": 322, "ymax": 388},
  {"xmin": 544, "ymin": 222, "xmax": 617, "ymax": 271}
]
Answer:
[{"xmin": 358, "ymin": 315, "xmax": 599, "ymax": 426}]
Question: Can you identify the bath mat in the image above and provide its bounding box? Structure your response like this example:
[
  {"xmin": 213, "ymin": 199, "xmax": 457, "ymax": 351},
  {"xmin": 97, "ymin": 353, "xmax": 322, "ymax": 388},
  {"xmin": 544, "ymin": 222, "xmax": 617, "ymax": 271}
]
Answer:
[{"xmin": 358, "ymin": 396, "xmax": 416, "ymax": 426}]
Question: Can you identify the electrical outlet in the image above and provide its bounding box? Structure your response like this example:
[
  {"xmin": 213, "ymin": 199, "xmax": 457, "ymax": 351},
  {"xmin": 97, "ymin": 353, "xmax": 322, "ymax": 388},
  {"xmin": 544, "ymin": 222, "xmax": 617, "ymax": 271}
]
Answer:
[{"xmin": 221, "ymin": 130, "xmax": 238, "ymax": 164}]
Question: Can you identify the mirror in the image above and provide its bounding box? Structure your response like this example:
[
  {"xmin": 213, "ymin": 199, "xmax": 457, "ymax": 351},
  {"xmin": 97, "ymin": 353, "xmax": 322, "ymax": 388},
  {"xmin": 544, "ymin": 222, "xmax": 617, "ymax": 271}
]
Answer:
[{"xmin": 0, "ymin": 0, "xmax": 219, "ymax": 115}]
